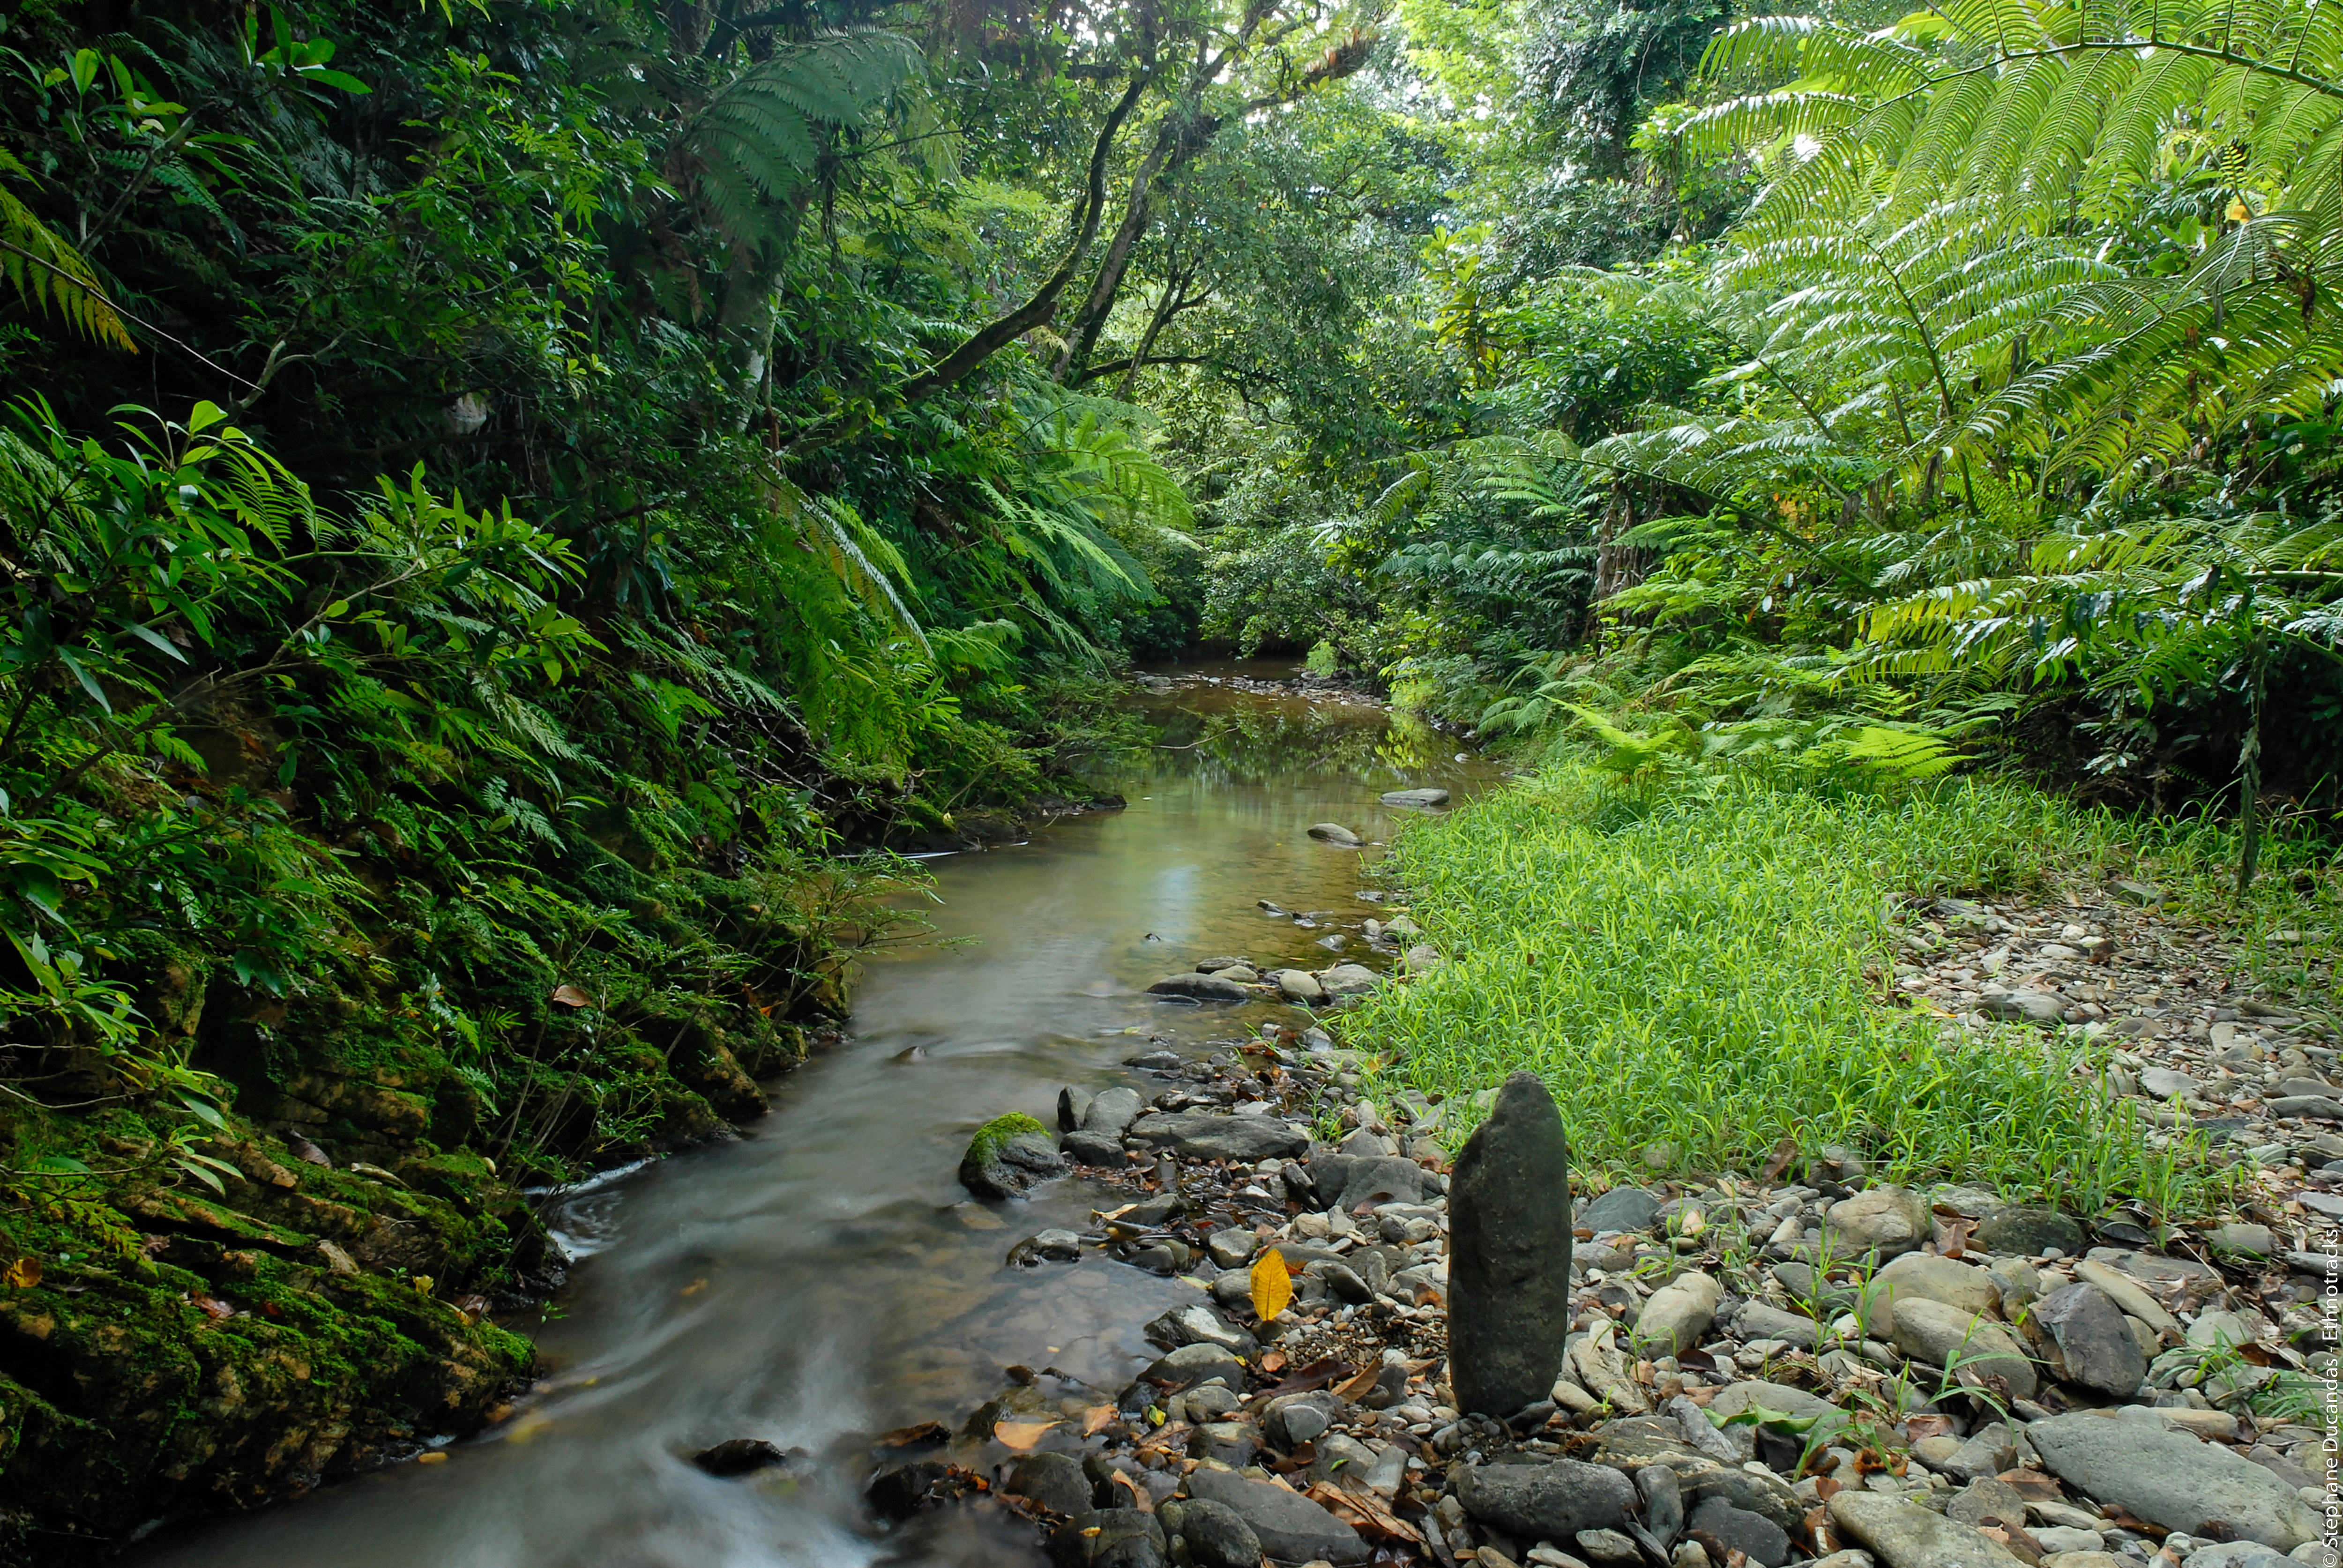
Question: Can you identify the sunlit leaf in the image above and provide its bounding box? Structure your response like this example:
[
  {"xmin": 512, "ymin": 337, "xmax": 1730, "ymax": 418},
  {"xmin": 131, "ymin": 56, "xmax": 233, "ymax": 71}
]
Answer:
[
  {"xmin": 992, "ymin": 1419, "xmax": 1056, "ymax": 1450},
  {"xmin": 1250, "ymin": 1247, "xmax": 1293, "ymax": 1321}
]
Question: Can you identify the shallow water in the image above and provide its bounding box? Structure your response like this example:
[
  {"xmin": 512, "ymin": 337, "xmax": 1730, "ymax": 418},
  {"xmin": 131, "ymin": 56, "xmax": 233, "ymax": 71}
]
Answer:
[{"xmin": 135, "ymin": 662, "xmax": 1497, "ymax": 1568}]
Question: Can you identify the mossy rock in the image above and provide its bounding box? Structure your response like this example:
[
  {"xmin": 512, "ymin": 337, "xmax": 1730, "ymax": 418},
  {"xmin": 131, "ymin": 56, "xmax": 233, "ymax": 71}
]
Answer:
[{"xmin": 958, "ymin": 1113, "xmax": 1065, "ymax": 1200}]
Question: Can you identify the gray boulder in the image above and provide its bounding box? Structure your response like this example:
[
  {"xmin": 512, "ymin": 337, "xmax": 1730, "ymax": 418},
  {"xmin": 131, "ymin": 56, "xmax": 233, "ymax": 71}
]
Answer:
[
  {"xmin": 1307, "ymin": 822, "xmax": 1365, "ymax": 847},
  {"xmin": 1051, "ymin": 1509, "xmax": 1169, "ymax": 1568},
  {"xmin": 2027, "ymin": 1412, "xmax": 2322, "ymax": 1550},
  {"xmin": 2033, "ymin": 1283, "xmax": 2148, "ymax": 1397},
  {"xmin": 1127, "ymin": 1111, "xmax": 1308, "ymax": 1161},
  {"xmin": 1455, "ymin": 1455, "xmax": 1635, "ymax": 1542},
  {"xmin": 960, "ymin": 1113, "xmax": 1066, "ymax": 1199},
  {"xmin": 1823, "ymin": 1186, "xmax": 1931, "ymax": 1260},
  {"xmin": 1320, "ymin": 963, "xmax": 1380, "ymax": 996},
  {"xmin": 1380, "ymin": 788, "xmax": 1450, "ymax": 807},
  {"xmin": 1448, "ymin": 1070, "xmax": 1574, "ymax": 1416},
  {"xmin": 1008, "ymin": 1452, "xmax": 1095, "ymax": 1514},
  {"xmin": 1976, "ymin": 1205, "xmax": 2085, "ymax": 1257},
  {"xmin": 1889, "ymin": 1297, "xmax": 2039, "ymax": 1398},
  {"xmin": 1579, "ymin": 1185, "xmax": 1663, "ymax": 1234},
  {"xmin": 1148, "ymin": 973, "xmax": 1251, "ymax": 1003},
  {"xmin": 1162, "ymin": 1498, "xmax": 1262, "ymax": 1568},
  {"xmin": 1828, "ymin": 1492, "xmax": 2026, "ymax": 1568},
  {"xmin": 1978, "ymin": 989, "xmax": 2070, "ymax": 1025},
  {"xmin": 1274, "ymin": 969, "xmax": 1327, "ymax": 1003},
  {"xmin": 1688, "ymin": 1497, "xmax": 1791, "ymax": 1568},
  {"xmin": 1183, "ymin": 1467, "xmax": 1368, "ymax": 1564},
  {"xmin": 1334, "ymin": 1155, "xmax": 1429, "ymax": 1210},
  {"xmin": 1084, "ymin": 1086, "xmax": 1145, "ymax": 1137}
]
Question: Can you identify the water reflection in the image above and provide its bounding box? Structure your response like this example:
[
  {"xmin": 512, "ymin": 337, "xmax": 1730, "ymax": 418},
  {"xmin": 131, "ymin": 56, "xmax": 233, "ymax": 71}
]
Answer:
[{"xmin": 130, "ymin": 662, "xmax": 1499, "ymax": 1568}]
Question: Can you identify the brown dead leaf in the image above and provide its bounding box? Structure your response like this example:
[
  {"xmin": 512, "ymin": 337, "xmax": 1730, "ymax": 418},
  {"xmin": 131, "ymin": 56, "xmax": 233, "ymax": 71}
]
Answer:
[
  {"xmin": 1933, "ymin": 1216, "xmax": 1976, "ymax": 1258},
  {"xmin": 875, "ymin": 1421, "xmax": 950, "ymax": 1450},
  {"xmin": 1761, "ymin": 1136, "xmax": 1801, "ymax": 1182},
  {"xmin": 1251, "ymin": 1248, "xmax": 1294, "ymax": 1321},
  {"xmin": 1259, "ymin": 1350, "xmax": 1288, "ymax": 1375},
  {"xmin": 2, "ymin": 1256, "xmax": 40, "ymax": 1289},
  {"xmin": 1903, "ymin": 1413, "xmax": 1955, "ymax": 1442},
  {"xmin": 992, "ymin": 1419, "xmax": 1056, "ymax": 1451},
  {"xmin": 1082, "ymin": 1405, "xmax": 1118, "ymax": 1437},
  {"xmin": 1305, "ymin": 1483, "xmax": 1423, "ymax": 1545},
  {"xmin": 189, "ymin": 1292, "xmax": 234, "ymax": 1320},
  {"xmin": 549, "ymin": 984, "xmax": 592, "ymax": 1008},
  {"xmin": 1994, "ymin": 1470, "xmax": 2065, "ymax": 1501},
  {"xmin": 1334, "ymin": 1362, "xmax": 1384, "ymax": 1402}
]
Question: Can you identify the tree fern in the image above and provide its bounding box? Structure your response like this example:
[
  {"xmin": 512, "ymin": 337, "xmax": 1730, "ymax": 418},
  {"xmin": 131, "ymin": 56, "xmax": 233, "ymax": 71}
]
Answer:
[{"xmin": 0, "ymin": 153, "xmax": 132, "ymax": 349}]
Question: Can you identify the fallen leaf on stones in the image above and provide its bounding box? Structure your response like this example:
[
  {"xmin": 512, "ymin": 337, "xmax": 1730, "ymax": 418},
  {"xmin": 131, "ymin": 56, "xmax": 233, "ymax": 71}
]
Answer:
[
  {"xmin": 1804, "ymin": 1508, "xmax": 1833, "ymax": 1553},
  {"xmin": 550, "ymin": 984, "xmax": 592, "ymax": 1007},
  {"xmin": 1082, "ymin": 1405, "xmax": 1117, "ymax": 1436},
  {"xmin": 2, "ymin": 1256, "xmax": 39, "ymax": 1289},
  {"xmin": 1993, "ymin": 1470, "xmax": 2064, "ymax": 1501},
  {"xmin": 1260, "ymin": 1350, "xmax": 1287, "ymax": 1374},
  {"xmin": 1336, "ymin": 1361, "xmax": 1384, "ymax": 1401},
  {"xmin": 1251, "ymin": 1248, "xmax": 1294, "ymax": 1320},
  {"xmin": 875, "ymin": 1421, "xmax": 950, "ymax": 1450},
  {"xmin": 1306, "ymin": 1481, "xmax": 1423, "ymax": 1545},
  {"xmin": 1109, "ymin": 1470, "xmax": 1150, "ymax": 1509},
  {"xmin": 1904, "ymin": 1413, "xmax": 1955, "ymax": 1442},
  {"xmin": 1761, "ymin": 1137, "xmax": 1800, "ymax": 1182},
  {"xmin": 189, "ymin": 1292, "xmax": 233, "ymax": 1319},
  {"xmin": 1933, "ymin": 1216, "xmax": 1976, "ymax": 1257},
  {"xmin": 992, "ymin": 1420, "xmax": 1055, "ymax": 1451}
]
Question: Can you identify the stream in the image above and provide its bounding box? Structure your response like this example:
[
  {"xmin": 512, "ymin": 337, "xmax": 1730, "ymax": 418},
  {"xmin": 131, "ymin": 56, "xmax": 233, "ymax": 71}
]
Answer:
[{"xmin": 134, "ymin": 662, "xmax": 1499, "ymax": 1568}]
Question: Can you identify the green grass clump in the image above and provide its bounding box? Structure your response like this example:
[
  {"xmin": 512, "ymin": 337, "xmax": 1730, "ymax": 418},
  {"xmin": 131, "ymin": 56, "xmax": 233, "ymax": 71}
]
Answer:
[{"xmin": 1353, "ymin": 765, "xmax": 2221, "ymax": 1216}]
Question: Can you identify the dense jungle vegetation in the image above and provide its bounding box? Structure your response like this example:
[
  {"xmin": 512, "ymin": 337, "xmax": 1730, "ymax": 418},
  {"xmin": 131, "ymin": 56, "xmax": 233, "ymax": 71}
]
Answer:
[{"xmin": 0, "ymin": 0, "xmax": 2340, "ymax": 1551}]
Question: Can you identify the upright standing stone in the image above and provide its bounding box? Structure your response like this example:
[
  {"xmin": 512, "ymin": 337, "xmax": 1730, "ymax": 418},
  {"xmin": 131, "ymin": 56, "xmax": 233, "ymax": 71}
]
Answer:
[{"xmin": 1448, "ymin": 1070, "xmax": 1573, "ymax": 1416}]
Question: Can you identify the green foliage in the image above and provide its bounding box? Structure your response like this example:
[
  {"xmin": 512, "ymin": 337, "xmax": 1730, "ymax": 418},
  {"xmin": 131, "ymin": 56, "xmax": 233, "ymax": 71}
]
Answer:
[{"xmin": 1355, "ymin": 765, "xmax": 2224, "ymax": 1214}]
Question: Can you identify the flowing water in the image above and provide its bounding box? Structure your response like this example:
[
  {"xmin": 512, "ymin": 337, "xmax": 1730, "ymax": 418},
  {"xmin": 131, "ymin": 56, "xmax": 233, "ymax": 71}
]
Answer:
[{"xmin": 135, "ymin": 662, "xmax": 1499, "ymax": 1568}]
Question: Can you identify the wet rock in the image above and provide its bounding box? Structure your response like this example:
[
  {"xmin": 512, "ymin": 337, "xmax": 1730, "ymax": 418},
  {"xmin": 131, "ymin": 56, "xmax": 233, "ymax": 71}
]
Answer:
[
  {"xmin": 961, "ymin": 1113, "xmax": 1066, "ymax": 1199},
  {"xmin": 1126, "ymin": 1111, "xmax": 1307, "ymax": 1161},
  {"xmin": 1976, "ymin": 1206, "xmax": 2085, "ymax": 1257},
  {"xmin": 868, "ymin": 1459, "xmax": 955, "ymax": 1518},
  {"xmin": 1083, "ymin": 1087, "xmax": 1145, "ymax": 1137},
  {"xmin": 1214, "ymin": 964, "xmax": 1261, "ymax": 983},
  {"xmin": 1008, "ymin": 1451, "xmax": 1095, "ymax": 1514},
  {"xmin": 1579, "ymin": 1186, "xmax": 1662, "ymax": 1234},
  {"xmin": 1307, "ymin": 823, "xmax": 1365, "ymax": 847},
  {"xmin": 1148, "ymin": 973, "xmax": 1252, "ymax": 1003},
  {"xmin": 1194, "ymin": 956, "xmax": 1251, "ymax": 973},
  {"xmin": 1206, "ymin": 1228, "xmax": 1258, "ymax": 1268},
  {"xmin": 1187, "ymin": 1421, "xmax": 1258, "ymax": 1467},
  {"xmin": 1144, "ymin": 1303, "xmax": 1259, "ymax": 1358},
  {"xmin": 2027, "ymin": 1412, "xmax": 2322, "ymax": 1550},
  {"xmin": 1828, "ymin": 1491, "xmax": 2026, "ymax": 1568},
  {"xmin": 1381, "ymin": 788, "xmax": 1450, "ymax": 807},
  {"xmin": 1265, "ymin": 1390, "xmax": 1340, "ymax": 1448},
  {"xmin": 2032, "ymin": 1283, "xmax": 2148, "ymax": 1397},
  {"xmin": 1008, "ymin": 1228, "xmax": 1084, "ymax": 1266},
  {"xmin": 1061, "ymin": 1130, "xmax": 1126, "ymax": 1165},
  {"xmin": 1449, "ymin": 1070, "xmax": 1574, "ymax": 1417},
  {"xmin": 1320, "ymin": 963, "xmax": 1380, "ymax": 996},
  {"xmin": 1161, "ymin": 1497, "xmax": 1262, "ymax": 1568},
  {"xmin": 1823, "ymin": 1186, "xmax": 1931, "ymax": 1260},
  {"xmin": 1688, "ymin": 1496, "xmax": 1791, "ymax": 1568},
  {"xmin": 1051, "ymin": 1508, "xmax": 1170, "ymax": 1568},
  {"xmin": 1132, "ymin": 1341, "xmax": 1246, "ymax": 1396},
  {"xmin": 1889, "ymin": 1297, "xmax": 2039, "ymax": 1398},
  {"xmin": 1059, "ymin": 1087, "xmax": 1093, "ymax": 1131},
  {"xmin": 1274, "ymin": 969, "xmax": 1328, "ymax": 1003},
  {"xmin": 1455, "ymin": 1455, "xmax": 1635, "ymax": 1542},
  {"xmin": 692, "ymin": 1437, "xmax": 791, "ymax": 1476},
  {"xmin": 1184, "ymin": 1466, "xmax": 1368, "ymax": 1564}
]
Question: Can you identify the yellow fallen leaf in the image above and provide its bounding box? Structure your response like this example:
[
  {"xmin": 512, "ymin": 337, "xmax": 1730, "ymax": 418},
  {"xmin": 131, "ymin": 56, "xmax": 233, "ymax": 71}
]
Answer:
[
  {"xmin": 3, "ymin": 1256, "xmax": 40, "ymax": 1289},
  {"xmin": 1082, "ymin": 1405, "xmax": 1117, "ymax": 1436},
  {"xmin": 1250, "ymin": 1248, "xmax": 1293, "ymax": 1321},
  {"xmin": 993, "ymin": 1419, "xmax": 1056, "ymax": 1451}
]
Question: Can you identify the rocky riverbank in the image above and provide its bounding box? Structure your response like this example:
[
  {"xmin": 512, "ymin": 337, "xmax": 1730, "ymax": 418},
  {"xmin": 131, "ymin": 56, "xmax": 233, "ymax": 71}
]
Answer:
[{"xmin": 830, "ymin": 866, "xmax": 2339, "ymax": 1568}]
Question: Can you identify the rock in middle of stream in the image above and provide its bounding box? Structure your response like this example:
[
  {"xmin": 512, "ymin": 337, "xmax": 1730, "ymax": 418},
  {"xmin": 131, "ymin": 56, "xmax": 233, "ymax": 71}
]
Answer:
[{"xmin": 1448, "ymin": 1069, "xmax": 1573, "ymax": 1417}]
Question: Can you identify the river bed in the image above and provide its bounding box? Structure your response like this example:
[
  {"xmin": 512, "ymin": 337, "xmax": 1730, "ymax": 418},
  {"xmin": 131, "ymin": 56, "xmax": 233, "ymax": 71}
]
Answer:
[{"xmin": 134, "ymin": 663, "xmax": 1498, "ymax": 1568}]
